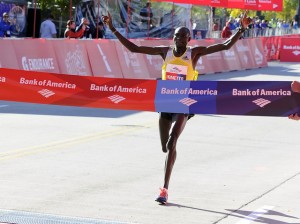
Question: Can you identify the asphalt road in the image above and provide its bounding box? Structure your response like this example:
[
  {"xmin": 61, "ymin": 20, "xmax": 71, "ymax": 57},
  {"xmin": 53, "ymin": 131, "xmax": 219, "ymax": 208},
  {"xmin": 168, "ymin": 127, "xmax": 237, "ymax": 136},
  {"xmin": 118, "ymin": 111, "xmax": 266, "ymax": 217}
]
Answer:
[{"xmin": 0, "ymin": 61, "xmax": 300, "ymax": 224}]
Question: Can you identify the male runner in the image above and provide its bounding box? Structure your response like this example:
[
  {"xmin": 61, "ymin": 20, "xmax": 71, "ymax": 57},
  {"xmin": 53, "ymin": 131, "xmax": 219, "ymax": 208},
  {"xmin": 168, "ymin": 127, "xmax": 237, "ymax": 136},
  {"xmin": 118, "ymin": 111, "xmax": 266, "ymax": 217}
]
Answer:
[{"xmin": 102, "ymin": 11, "xmax": 251, "ymax": 204}]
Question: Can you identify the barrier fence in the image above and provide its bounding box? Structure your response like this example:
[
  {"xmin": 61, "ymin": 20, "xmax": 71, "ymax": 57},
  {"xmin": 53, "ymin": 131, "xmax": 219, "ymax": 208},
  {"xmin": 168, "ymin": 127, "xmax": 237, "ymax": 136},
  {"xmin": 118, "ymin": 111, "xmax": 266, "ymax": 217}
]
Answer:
[
  {"xmin": 1, "ymin": 35, "xmax": 300, "ymax": 80},
  {"xmin": 0, "ymin": 37, "xmax": 267, "ymax": 79}
]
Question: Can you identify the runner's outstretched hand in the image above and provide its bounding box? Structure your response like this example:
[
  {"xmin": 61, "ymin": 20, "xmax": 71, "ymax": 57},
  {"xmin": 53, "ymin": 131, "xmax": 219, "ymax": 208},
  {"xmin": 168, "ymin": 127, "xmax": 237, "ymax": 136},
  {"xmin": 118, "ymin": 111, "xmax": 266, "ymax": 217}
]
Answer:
[
  {"xmin": 288, "ymin": 113, "xmax": 300, "ymax": 121},
  {"xmin": 240, "ymin": 10, "xmax": 252, "ymax": 29},
  {"xmin": 291, "ymin": 81, "xmax": 300, "ymax": 93},
  {"xmin": 102, "ymin": 12, "xmax": 115, "ymax": 31}
]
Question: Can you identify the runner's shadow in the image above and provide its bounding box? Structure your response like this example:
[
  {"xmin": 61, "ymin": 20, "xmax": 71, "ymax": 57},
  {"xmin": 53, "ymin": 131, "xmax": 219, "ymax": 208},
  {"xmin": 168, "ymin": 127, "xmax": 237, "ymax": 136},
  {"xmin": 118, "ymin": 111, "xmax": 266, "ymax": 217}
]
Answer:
[
  {"xmin": 162, "ymin": 202, "xmax": 245, "ymax": 219},
  {"xmin": 162, "ymin": 203, "xmax": 300, "ymax": 224},
  {"xmin": 226, "ymin": 209, "xmax": 300, "ymax": 224}
]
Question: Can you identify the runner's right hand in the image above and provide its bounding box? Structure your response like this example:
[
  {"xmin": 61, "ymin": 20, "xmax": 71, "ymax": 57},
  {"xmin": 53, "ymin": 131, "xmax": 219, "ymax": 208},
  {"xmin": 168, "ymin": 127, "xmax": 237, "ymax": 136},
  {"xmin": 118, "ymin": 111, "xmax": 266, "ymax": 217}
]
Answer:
[{"xmin": 102, "ymin": 12, "xmax": 114, "ymax": 30}]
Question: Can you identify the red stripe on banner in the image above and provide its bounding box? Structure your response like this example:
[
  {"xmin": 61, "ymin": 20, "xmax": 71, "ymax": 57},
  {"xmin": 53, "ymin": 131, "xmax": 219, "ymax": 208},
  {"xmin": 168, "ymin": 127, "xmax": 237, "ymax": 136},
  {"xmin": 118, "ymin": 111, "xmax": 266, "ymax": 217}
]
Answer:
[{"xmin": 0, "ymin": 68, "xmax": 157, "ymax": 111}]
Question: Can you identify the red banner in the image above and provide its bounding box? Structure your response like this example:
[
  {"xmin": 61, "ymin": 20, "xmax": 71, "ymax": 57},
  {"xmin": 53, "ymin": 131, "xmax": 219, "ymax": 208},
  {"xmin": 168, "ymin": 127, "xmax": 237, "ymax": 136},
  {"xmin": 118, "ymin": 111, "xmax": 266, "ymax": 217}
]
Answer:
[
  {"xmin": 210, "ymin": 0, "xmax": 228, "ymax": 7},
  {"xmin": 235, "ymin": 38, "xmax": 257, "ymax": 69},
  {"xmin": 12, "ymin": 39, "xmax": 60, "ymax": 73},
  {"xmin": 244, "ymin": 0, "xmax": 258, "ymax": 10},
  {"xmin": 280, "ymin": 38, "xmax": 300, "ymax": 62},
  {"xmin": 0, "ymin": 38, "xmax": 268, "ymax": 78},
  {"xmin": 84, "ymin": 39, "xmax": 124, "ymax": 78},
  {"xmin": 250, "ymin": 38, "xmax": 268, "ymax": 68},
  {"xmin": 0, "ymin": 68, "xmax": 157, "ymax": 111},
  {"xmin": 0, "ymin": 39, "xmax": 19, "ymax": 69},
  {"xmin": 115, "ymin": 40, "xmax": 152, "ymax": 79},
  {"xmin": 258, "ymin": 0, "xmax": 282, "ymax": 11},
  {"xmin": 193, "ymin": 0, "xmax": 210, "ymax": 5},
  {"xmin": 261, "ymin": 36, "xmax": 280, "ymax": 61},
  {"xmin": 227, "ymin": 0, "xmax": 245, "ymax": 9},
  {"xmin": 154, "ymin": 0, "xmax": 282, "ymax": 11},
  {"xmin": 51, "ymin": 39, "xmax": 92, "ymax": 76}
]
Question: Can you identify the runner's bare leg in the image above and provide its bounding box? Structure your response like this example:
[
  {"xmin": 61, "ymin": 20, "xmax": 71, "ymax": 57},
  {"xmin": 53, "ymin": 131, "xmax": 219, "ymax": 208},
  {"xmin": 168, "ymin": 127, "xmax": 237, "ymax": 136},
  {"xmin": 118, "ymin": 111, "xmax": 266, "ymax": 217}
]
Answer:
[
  {"xmin": 163, "ymin": 114, "xmax": 188, "ymax": 189},
  {"xmin": 159, "ymin": 114, "xmax": 172, "ymax": 153}
]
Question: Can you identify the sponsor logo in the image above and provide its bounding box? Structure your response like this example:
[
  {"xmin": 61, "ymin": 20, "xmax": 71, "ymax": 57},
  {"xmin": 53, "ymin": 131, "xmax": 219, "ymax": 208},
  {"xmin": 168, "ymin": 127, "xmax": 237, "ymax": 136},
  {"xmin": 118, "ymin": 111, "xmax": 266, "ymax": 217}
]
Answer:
[
  {"xmin": 245, "ymin": 0, "xmax": 256, "ymax": 3},
  {"xmin": 38, "ymin": 89, "xmax": 55, "ymax": 98},
  {"xmin": 292, "ymin": 50, "xmax": 300, "ymax": 56},
  {"xmin": 252, "ymin": 98, "xmax": 271, "ymax": 107},
  {"xmin": 0, "ymin": 76, "xmax": 6, "ymax": 83},
  {"xmin": 273, "ymin": 3, "xmax": 278, "ymax": 8},
  {"xmin": 179, "ymin": 98, "xmax": 198, "ymax": 106},
  {"xmin": 170, "ymin": 66, "xmax": 182, "ymax": 73},
  {"xmin": 166, "ymin": 73, "xmax": 186, "ymax": 80},
  {"xmin": 283, "ymin": 45, "xmax": 300, "ymax": 50},
  {"xmin": 22, "ymin": 57, "xmax": 55, "ymax": 71},
  {"xmin": 65, "ymin": 45, "xmax": 87, "ymax": 75},
  {"xmin": 108, "ymin": 95, "xmax": 126, "ymax": 104}
]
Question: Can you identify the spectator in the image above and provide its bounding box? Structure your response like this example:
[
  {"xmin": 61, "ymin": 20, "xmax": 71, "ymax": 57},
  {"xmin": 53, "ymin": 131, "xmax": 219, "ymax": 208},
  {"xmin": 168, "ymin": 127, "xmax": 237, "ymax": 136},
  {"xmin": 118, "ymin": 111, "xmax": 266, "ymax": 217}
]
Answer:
[
  {"xmin": 269, "ymin": 18, "xmax": 277, "ymax": 36},
  {"xmin": 261, "ymin": 20, "xmax": 267, "ymax": 36},
  {"xmin": 64, "ymin": 20, "xmax": 85, "ymax": 38},
  {"xmin": 76, "ymin": 17, "xmax": 92, "ymax": 39},
  {"xmin": 292, "ymin": 19, "xmax": 298, "ymax": 34},
  {"xmin": 93, "ymin": 21, "xmax": 105, "ymax": 39},
  {"xmin": 228, "ymin": 17, "xmax": 236, "ymax": 31},
  {"xmin": 40, "ymin": 14, "xmax": 57, "ymax": 38},
  {"xmin": 254, "ymin": 19, "xmax": 261, "ymax": 37},
  {"xmin": 282, "ymin": 21, "xmax": 290, "ymax": 35},
  {"xmin": 194, "ymin": 30, "xmax": 202, "ymax": 40},
  {"xmin": 221, "ymin": 21, "xmax": 232, "ymax": 38},
  {"xmin": 277, "ymin": 19, "xmax": 283, "ymax": 35},
  {"xmin": 0, "ymin": 12, "xmax": 14, "ymax": 37},
  {"xmin": 213, "ymin": 21, "xmax": 219, "ymax": 31},
  {"xmin": 140, "ymin": 2, "xmax": 153, "ymax": 26}
]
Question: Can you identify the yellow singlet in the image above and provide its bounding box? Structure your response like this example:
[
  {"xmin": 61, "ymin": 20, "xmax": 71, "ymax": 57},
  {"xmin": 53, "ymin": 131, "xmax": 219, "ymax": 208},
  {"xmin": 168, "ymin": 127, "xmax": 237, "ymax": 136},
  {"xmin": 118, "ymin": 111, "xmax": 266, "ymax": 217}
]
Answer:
[{"xmin": 162, "ymin": 47, "xmax": 198, "ymax": 81}]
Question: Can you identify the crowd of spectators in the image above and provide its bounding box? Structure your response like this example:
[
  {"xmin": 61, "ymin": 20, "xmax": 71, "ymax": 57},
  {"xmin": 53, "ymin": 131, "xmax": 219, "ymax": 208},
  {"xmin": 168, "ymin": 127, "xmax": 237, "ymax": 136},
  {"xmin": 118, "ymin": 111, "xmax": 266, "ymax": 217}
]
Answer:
[
  {"xmin": 216, "ymin": 16, "xmax": 299, "ymax": 39},
  {"xmin": 1, "ymin": 8, "xmax": 299, "ymax": 40}
]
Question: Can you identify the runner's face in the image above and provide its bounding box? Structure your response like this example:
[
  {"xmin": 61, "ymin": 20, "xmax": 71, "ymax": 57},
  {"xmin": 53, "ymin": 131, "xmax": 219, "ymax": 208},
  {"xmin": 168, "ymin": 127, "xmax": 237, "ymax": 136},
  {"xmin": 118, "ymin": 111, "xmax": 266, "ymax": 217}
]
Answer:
[{"xmin": 173, "ymin": 28, "xmax": 190, "ymax": 47}]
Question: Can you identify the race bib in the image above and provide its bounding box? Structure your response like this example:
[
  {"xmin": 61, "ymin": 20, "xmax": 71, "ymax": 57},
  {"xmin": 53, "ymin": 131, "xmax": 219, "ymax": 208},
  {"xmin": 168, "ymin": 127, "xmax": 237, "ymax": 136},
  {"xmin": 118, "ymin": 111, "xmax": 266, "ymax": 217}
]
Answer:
[{"xmin": 165, "ymin": 64, "xmax": 187, "ymax": 80}]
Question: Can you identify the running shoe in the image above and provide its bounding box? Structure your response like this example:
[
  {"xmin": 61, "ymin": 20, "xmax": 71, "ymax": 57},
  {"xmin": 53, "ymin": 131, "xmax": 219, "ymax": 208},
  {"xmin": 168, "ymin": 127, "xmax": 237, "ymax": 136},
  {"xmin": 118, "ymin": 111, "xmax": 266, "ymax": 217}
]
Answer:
[{"xmin": 155, "ymin": 188, "xmax": 168, "ymax": 204}]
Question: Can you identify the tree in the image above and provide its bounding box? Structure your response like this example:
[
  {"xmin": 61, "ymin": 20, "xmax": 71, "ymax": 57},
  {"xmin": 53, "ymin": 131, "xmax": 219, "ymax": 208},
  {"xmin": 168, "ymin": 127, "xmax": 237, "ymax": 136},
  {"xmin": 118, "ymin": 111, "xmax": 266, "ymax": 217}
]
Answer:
[{"xmin": 37, "ymin": 0, "xmax": 81, "ymax": 21}]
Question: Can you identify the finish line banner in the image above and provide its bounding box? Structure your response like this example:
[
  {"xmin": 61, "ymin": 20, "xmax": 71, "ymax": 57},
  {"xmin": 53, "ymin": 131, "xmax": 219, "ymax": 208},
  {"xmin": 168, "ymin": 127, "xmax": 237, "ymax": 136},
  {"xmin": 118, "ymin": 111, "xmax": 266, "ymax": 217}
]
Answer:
[{"xmin": 1, "ymin": 68, "xmax": 299, "ymax": 117}]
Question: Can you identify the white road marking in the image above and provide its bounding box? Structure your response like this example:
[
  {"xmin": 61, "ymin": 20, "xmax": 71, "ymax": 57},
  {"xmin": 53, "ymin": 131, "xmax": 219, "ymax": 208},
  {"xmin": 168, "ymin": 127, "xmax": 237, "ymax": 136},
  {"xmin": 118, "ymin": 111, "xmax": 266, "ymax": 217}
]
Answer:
[{"xmin": 236, "ymin": 205, "xmax": 275, "ymax": 224}]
